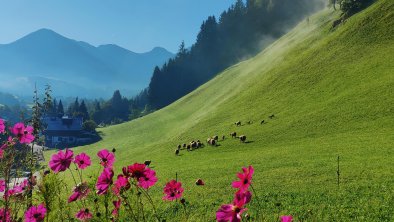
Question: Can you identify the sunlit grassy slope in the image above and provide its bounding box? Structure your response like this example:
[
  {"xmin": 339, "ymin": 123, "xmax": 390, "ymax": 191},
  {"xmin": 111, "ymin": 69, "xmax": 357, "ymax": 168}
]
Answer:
[{"xmin": 47, "ymin": 1, "xmax": 393, "ymax": 221}]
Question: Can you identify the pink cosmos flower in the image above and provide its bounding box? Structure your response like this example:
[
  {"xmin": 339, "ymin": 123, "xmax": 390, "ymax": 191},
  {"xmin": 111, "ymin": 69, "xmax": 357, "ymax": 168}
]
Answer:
[
  {"xmin": 68, "ymin": 182, "xmax": 90, "ymax": 203},
  {"xmin": 17, "ymin": 179, "xmax": 29, "ymax": 192},
  {"xmin": 163, "ymin": 180, "xmax": 184, "ymax": 201},
  {"xmin": 216, "ymin": 191, "xmax": 252, "ymax": 222},
  {"xmin": 1, "ymin": 137, "xmax": 15, "ymax": 150},
  {"xmin": 0, "ymin": 119, "xmax": 5, "ymax": 133},
  {"xmin": 138, "ymin": 168, "xmax": 158, "ymax": 189},
  {"xmin": 0, "ymin": 208, "xmax": 11, "ymax": 222},
  {"xmin": 280, "ymin": 215, "xmax": 293, "ymax": 222},
  {"xmin": 97, "ymin": 149, "xmax": 115, "ymax": 168},
  {"xmin": 126, "ymin": 163, "xmax": 146, "ymax": 179},
  {"xmin": 4, "ymin": 179, "xmax": 29, "ymax": 199},
  {"xmin": 11, "ymin": 122, "xmax": 35, "ymax": 144},
  {"xmin": 74, "ymin": 153, "xmax": 91, "ymax": 169},
  {"xmin": 122, "ymin": 166, "xmax": 131, "ymax": 178},
  {"xmin": 75, "ymin": 208, "xmax": 92, "ymax": 221},
  {"xmin": 0, "ymin": 137, "xmax": 16, "ymax": 159},
  {"xmin": 96, "ymin": 168, "xmax": 114, "ymax": 195},
  {"xmin": 0, "ymin": 180, "xmax": 5, "ymax": 192},
  {"xmin": 125, "ymin": 163, "xmax": 158, "ymax": 189},
  {"xmin": 232, "ymin": 166, "xmax": 254, "ymax": 192},
  {"xmin": 24, "ymin": 204, "xmax": 46, "ymax": 222},
  {"xmin": 112, "ymin": 175, "xmax": 130, "ymax": 195},
  {"xmin": 48, "ymin": 149, "xmax": 74, "ymax": 173},
  {"xmin": 3, "ymin": 189, "xmax": 14, "ymax": 199},
  {"xmin": 112, "ymin": 199, "xmax": 121, "ymax": 216}
]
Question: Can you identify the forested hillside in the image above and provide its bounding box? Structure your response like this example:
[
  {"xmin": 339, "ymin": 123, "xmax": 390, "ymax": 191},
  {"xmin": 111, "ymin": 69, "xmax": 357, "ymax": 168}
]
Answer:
[{"xmin": 147, "ymin": 0, "xmax": 325, "ymax": 109}]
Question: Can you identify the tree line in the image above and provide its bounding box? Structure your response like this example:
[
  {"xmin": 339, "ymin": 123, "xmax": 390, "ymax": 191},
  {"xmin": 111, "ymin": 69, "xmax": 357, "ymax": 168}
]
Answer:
[
  {"xmin": 146, "ymin": 0, "xmax": 325, "ymax": 109},
  {"xmin": 47, "ymin": 89, "xmax": 148, "ymax": 129}
]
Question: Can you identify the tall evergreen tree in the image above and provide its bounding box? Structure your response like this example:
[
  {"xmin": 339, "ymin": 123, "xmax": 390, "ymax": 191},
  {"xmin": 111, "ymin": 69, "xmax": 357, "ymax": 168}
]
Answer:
[
  {"xmin": 52, "ymin": 99, "xmax": 58, "ymax": 116},
  {"xmin": 79, "ymin": 100, "xmax": 89, "ymax": 120},
  {"xmin": 109, "ymin": 90, "xmax": 129, "ymax": 121},
  {"xmin": 43, "ymin": 84, "xmax": 53, "ymax": 116},
  {"xmin": 72, "ymin": 97, "xmax": 80, "ymax": 115},
  {"xmin": 58, "ymin": 100, "xmax": 64, "ymax": 117}
]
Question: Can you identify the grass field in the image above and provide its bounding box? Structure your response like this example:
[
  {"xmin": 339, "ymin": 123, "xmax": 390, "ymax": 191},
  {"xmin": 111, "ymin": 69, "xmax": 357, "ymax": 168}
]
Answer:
[{"xmin": 45, "ymin": 1, "xmax": 394, "ymax": 221}]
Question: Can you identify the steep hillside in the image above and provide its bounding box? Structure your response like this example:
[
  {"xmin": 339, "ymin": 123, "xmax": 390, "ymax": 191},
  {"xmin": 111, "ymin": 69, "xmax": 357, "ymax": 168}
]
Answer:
[
  {"xmin": 55, "ymin": 1, "xmax": 394, "ymax": 221},
  {"xmin": 0, "ymin": 29, "xmax": 174, "ymax": 98}
]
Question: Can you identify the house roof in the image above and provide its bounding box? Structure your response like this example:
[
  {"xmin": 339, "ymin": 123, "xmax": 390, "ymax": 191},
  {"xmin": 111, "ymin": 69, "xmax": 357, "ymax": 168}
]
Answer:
[
  {"xmin": 43, "ymin": 116, "xmax": 83, "ymax": 132},
  {"xmin": 43, "ymin": 130, "xmax": 82, "ymax": 136}
]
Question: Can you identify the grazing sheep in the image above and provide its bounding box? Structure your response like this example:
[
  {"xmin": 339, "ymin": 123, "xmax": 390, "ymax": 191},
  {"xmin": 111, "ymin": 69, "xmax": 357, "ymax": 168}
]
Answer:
[
  {"xmin": 208, "ymin": 138, "xmax": 216, "ymax": 146},
  {"xmin": 175, "ymin": 149, "xmax": 180, "ymax": 155},
  {"xmin": 239, "ymin": 135, "xmax": 247, "ymax": 143},
  {"xmin": 230, "ymin": 132, "xmax": 237, "ymax": 138},
  {"xmin": 269, "ymin": 114, "xmax": 275, "ymax": 119},
  {"xmin": 183, "ymin": 143, "xmax": 186, "ymax": 148},
  {"xmin": 222, "ymin": 135, "xmax": 225, "ymax": 140},
  {"xmin": 213, "ymin": 135, "xmax": 219, "ymax": 141},
  {"xmin": 235, "ymin": 121, "xmax": 241, "ymax": 126},
  {"xmin": 144, "ymin": 160, "xmax": 151, "ymax": 166},
  {"xmin": 260, "ymin": 120, "xmax": 265, "ymax": 124},
  {"xmin": 187, "ymin": 144, "xmax": 191, "ymax": 150},
  {"xmin": 197, "ymin": 142, "xmax": 202, "ymax": 148},
  {"xmin": 191, "ymin": 141, "xmax": 197, "ymax": 148},
  {"xmin": 207, "ymin": 138, "xmax": 211, "ymax": 143},
  {"xmin": 177, "ymin": 144, "xmax": 181, "ymax": 150}
]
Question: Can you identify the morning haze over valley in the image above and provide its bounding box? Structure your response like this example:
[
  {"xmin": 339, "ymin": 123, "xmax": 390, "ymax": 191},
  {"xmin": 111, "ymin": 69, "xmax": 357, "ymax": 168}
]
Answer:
[{"xmin": 0, "ymin": 0, "xmax": 392, "ymax": 221}]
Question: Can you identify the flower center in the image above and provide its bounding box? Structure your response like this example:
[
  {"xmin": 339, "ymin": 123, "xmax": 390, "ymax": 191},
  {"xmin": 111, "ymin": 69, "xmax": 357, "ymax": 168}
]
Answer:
[
  {"xmin": 80, "ymin": 160, "xmax": 85, "ymax": 164},
  {"xmin": 243, "ymin": 179, "xmax": 248, "ymax": 184},
  {"xmin": 34, "ymin": 213, "xmax": 41, "ymax": 218},
  {"xmin": 60, "ymin": 159, "xmax": 68, "ymax": 165},
  {"xmin": 232, "ymin": 206, "xmax": 241, "ymax": 213},
  {"xmin": 133, "ymin": 171, "xmax": 143, "ymax": 178}
]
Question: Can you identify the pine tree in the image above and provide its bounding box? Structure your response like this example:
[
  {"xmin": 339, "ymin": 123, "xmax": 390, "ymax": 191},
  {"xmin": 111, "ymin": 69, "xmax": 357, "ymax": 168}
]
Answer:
[
  {"xmin": 52, "ymin": 99, "xmax": 58, "ymax": 116},
  {"xmin": 79, "ymin": 100, "xmax": 89, "ymax": 120},
  {"xmin": 94, "ymin": 100, "xmax": 101, "ymax": 111},
  {"xmin": 177, "ymin": 41, "xmax": 187, "ymax": 58},
  {"xmin": 72, "ymin": 97, "xmax": 80, "ymax": 116},
  {"xmin": 43, "ymin": 84, "xmax": 53, "ymax": 117},
  {"xmin": 58, "ymin": 100, "xmax": 64, "ymax": 117}
]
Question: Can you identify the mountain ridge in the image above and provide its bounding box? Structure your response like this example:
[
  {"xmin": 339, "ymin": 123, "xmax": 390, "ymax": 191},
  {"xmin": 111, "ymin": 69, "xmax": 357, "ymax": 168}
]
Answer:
[{"xmin": 0, "ymin": 28, "xmax": 174, "ymax": 98}]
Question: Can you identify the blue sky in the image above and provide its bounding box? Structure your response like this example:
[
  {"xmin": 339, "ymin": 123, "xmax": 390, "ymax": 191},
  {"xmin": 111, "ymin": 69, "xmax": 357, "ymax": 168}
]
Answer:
[{"xmin": 0, "ymin": 0, "xmax": 235, "ymax": 53}]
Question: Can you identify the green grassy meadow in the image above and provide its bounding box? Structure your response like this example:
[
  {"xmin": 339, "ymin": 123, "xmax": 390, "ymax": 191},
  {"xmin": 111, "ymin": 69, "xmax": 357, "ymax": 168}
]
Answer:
[{"xmin": 45, "ymin": 1, "xmax": 394, "ymax": 221}]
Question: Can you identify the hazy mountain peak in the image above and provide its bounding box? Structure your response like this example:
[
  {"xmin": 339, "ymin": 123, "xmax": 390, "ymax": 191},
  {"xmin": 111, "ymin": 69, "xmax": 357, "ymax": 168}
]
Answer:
[
  {"xmin": 14, "ymin": 28, "xmax": 68, "ymax": 43},
  {"xmin": 150, "ymin": 46, "xmax": 173, "ymax": 54},
  {"xmin": 0, "ymin": 29, "xmax": 174, "ymax": 98}
]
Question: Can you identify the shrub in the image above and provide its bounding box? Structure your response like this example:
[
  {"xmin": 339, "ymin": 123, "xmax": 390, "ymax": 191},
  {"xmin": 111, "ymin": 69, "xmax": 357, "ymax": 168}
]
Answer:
[
  {"xmin": 82, "ymin": 120, "xmax": 97, "ymax": 132},
  {"xmin": 340, "ymin": 0, "xmax": 374, "ymax": 17}
]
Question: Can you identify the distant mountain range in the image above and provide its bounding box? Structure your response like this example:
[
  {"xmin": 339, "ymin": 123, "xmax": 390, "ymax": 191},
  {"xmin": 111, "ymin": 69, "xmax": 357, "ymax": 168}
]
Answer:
[{"xmin": 0, "ymin": 28, "xmax": 174, "ymax": 98}]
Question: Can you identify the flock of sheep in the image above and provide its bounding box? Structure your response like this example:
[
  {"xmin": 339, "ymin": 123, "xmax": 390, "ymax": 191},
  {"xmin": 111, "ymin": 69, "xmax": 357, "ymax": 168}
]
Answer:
[{"xmin": 174, "ymin": 114, "xmax": 276, "ymax": 156}]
